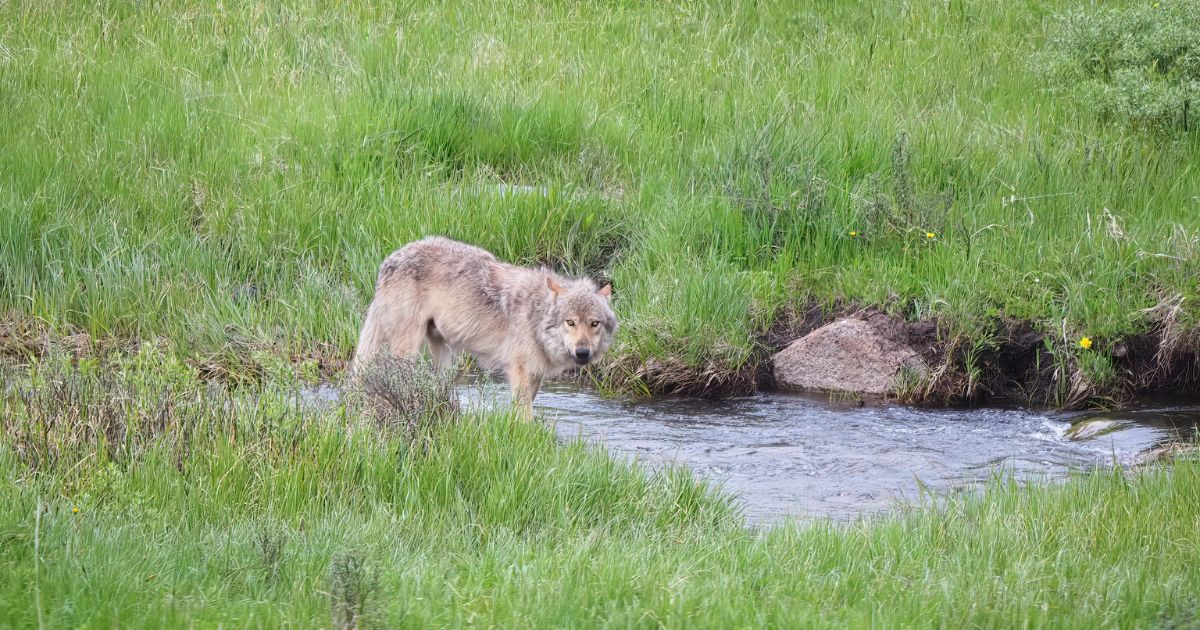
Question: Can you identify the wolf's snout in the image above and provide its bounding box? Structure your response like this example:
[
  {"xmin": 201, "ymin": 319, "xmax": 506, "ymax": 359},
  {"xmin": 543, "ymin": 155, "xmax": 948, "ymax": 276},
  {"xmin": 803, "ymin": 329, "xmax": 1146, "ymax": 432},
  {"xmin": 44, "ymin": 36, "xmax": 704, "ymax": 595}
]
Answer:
[{"xmin": 574, "ymin": 348, "xmax": 592, "ymax": 364}]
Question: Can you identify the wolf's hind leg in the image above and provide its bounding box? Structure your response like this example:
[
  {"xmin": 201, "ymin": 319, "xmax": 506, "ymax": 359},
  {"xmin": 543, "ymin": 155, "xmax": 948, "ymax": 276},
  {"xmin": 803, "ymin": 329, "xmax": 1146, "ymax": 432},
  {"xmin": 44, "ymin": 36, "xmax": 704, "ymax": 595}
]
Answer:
[
  {"xmin": 378, "ymin": 322, "xmax": 427, "ymax": 360},
  {"xmin": 426, "ymin": 331, "xmax": 456, "ymax": 371},
  {"xmin": 351, "ymin": 289, "xmax": 426, "ymax": 372}
]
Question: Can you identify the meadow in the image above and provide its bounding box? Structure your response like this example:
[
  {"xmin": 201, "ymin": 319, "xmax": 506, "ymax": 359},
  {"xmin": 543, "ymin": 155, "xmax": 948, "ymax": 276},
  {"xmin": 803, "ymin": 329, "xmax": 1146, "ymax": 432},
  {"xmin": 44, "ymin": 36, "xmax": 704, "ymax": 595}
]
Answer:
[
  {"xmin": 2, "ymin": 355, "xmax": 1199, "ymax": 628},
  {"xmin": 2, "ymin": 0, "xmax": 1198, "ymax": 401},
  {"xmin": 3, "ymin": 1, "xmax": 1200, "ymax": 627}
]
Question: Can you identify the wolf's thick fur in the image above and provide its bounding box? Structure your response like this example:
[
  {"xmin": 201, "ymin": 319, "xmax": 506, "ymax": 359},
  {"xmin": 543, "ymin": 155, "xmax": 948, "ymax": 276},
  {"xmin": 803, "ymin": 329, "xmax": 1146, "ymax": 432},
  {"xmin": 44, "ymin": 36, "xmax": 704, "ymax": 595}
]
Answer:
[{"xmin": 352, "ymin": 237, "xmax": 617, "ymax": 416}]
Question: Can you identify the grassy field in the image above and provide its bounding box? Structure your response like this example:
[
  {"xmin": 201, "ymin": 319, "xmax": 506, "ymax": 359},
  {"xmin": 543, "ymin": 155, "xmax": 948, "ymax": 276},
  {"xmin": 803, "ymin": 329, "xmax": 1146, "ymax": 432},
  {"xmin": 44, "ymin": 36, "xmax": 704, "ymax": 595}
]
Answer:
[
  {"xmin": 3, "ymin": 2, "xmax": 1200, "ymax": 625},
  {"xmin": 2, "ymin": 356, "xmax": 1198, "ymax": 628},
  {"xmin": 2, "ymin": 0, "xmax": 1198, "ymax": 399}
]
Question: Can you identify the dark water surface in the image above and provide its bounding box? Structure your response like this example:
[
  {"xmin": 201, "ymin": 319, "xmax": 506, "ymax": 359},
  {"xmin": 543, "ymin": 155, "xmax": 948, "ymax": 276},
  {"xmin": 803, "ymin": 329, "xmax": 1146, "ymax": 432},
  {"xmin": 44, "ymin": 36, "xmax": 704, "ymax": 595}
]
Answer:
[
  {"xmin": 523, "ymin": 385, "xmax": 1197, "ymax": 523},
  {"xmin": 310, "ymin": 381, "xmax": 1199, "ymax": 524}
]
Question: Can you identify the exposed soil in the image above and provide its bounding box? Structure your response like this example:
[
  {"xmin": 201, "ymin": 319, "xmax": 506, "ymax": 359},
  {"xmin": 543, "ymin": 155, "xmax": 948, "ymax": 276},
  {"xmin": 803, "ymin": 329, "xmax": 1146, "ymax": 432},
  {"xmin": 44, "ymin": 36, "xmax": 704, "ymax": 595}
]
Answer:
[
  {"xmin": 4, "ymin": 307, "xmax": 1198, "ymax": 410},
  {"xmin": 756, "ymin": 304, "xmax": 1200, "ymax": 409}
]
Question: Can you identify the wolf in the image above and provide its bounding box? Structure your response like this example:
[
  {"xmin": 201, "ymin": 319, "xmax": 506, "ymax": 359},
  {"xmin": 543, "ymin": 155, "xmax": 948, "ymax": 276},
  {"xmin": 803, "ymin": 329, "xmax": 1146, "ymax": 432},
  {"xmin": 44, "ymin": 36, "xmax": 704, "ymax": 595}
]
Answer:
[{"xmin": 351, "ymin": 237, "xmax": 618, "ymax": 416}]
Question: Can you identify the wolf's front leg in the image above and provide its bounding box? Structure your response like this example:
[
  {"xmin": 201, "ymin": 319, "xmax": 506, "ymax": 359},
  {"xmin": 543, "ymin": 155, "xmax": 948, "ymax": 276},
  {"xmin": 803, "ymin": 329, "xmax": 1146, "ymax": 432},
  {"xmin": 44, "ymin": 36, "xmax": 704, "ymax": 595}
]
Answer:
[{"xmin": 506, "ymin": 364, "xmax": 543, "ymax": 419}]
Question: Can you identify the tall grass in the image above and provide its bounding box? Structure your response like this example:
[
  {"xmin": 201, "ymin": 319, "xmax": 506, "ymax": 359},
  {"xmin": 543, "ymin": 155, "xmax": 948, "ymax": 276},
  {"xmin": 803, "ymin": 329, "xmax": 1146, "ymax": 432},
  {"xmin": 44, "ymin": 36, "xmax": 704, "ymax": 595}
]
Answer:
[
  {"xmin": 3, "ymin": 5, "xmax": 1198, "ymax": 624},
  {"xmin": 2, "ymin": 1, "xmax": 1199, "ymax": 390},
  {"xmin": 1, "ymin": 357, "xmax": 1198, "ymax": 627}
]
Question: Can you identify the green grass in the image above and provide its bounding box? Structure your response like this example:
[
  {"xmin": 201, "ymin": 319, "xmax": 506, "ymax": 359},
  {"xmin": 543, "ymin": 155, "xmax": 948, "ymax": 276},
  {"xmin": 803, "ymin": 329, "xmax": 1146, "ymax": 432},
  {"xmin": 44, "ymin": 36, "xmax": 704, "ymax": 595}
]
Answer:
[
  {"xmin": 2, "ymin": 0, "xmax": 1199, "ymax": 393},
  {"xmin": 3, "ymin": 4, "xmax": 1199, "ymax": 625},
  {"xmin": 2, "ymin": 356, "xmax": 1198, "ymax": 628}
]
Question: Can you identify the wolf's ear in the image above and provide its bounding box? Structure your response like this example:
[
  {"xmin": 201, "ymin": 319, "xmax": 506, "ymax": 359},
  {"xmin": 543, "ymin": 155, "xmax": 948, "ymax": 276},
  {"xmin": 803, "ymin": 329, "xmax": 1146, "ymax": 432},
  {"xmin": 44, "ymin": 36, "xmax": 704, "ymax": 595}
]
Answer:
[
  {"xmin": 598, "ymin": 284, "xmax": 612, "ymax": 300},
  {"xmin": 545, "ymin": 276, "xmax": 565, "ymax": 299}
]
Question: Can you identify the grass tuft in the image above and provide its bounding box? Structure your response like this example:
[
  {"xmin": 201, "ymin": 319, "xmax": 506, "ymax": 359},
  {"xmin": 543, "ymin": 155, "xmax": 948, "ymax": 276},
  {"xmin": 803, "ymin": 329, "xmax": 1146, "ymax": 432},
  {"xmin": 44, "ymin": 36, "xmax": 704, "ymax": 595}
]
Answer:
[{"xmin": 349, "ymin": 353, "xmax": 460, "ymax": 440}]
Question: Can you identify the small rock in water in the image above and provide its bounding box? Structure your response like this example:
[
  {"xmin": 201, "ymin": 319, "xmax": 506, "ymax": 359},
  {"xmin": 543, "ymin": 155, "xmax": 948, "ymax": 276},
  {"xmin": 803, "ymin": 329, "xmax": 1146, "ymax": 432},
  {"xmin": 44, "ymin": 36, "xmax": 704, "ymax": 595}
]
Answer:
[{"xmin": 1064, "ymin": 418, "xmax": 1129, "ymax": 441}]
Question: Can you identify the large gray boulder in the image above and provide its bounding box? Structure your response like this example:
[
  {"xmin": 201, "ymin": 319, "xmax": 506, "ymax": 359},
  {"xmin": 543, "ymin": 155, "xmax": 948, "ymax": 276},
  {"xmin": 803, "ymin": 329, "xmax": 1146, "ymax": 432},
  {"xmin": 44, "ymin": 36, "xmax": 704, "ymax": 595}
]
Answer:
[{"xmin": 772, "ymin": 318, "xmax": 928, "ymax": 396}]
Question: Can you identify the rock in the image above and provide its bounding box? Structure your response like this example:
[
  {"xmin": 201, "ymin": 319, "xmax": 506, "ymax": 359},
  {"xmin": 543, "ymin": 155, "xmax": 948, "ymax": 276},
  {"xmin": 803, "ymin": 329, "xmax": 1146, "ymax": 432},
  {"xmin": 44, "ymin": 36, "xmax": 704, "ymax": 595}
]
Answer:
[
  {"xmin": 1135, "ymin": 442, "xmax": 1199, "ymax": 466},
  {"xmin": 772, "ymin": 318, "xmax": 928, "ymax": 396},
  {"xmin": 1064, "ymin": 418, "xmax": 1129, "ymax": 441}
]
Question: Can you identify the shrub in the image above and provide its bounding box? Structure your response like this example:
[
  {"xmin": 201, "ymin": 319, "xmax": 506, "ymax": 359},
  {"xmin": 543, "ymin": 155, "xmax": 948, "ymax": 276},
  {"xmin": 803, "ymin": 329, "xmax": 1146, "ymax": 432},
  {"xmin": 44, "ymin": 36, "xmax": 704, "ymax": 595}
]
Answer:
[
  {"xmin": 349, "ymin": 353, "xmax": 460, "ymax": 439},
  {"xmin": 1041, "ymin": 1, "xmax": 1200, "ymax": 133}
]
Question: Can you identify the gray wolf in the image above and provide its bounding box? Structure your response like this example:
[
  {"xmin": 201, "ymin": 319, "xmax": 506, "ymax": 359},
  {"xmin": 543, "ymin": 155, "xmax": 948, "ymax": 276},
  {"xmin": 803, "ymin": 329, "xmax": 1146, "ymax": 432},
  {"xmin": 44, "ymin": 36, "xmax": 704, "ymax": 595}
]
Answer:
[{"xmin": 351, "ymin": 237, "xmax": 618, "ymax": 416}]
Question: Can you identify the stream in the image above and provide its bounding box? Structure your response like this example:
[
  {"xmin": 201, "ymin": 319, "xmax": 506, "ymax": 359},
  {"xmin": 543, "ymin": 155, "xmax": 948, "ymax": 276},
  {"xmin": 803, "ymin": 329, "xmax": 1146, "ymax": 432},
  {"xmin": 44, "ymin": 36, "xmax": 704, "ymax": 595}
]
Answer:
[{"xmin": 310, "ymin": 381, "xmax": 1199, "ymax": 525}]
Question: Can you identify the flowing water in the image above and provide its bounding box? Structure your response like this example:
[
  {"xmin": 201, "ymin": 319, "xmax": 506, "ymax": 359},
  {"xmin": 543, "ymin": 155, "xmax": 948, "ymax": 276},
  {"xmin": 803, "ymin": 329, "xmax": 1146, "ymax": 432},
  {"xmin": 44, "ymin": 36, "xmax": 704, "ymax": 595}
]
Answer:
[{"xmin": 310, "ymin": 381, "xmax": 1199, "ymax": 525}]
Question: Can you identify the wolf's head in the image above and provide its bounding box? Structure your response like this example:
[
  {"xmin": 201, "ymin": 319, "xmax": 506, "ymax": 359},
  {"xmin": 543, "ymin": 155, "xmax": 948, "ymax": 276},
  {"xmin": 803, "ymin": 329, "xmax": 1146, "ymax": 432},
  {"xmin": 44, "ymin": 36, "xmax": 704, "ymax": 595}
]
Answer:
[{"xmin": 544, "ymin": 276, "xmax": 618, "ymax": 367}]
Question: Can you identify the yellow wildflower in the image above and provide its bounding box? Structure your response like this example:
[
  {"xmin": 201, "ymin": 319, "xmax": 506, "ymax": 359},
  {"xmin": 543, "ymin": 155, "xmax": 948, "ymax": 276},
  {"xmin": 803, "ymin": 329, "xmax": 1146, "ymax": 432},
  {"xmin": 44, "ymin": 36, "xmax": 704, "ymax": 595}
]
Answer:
[
  {"xmin": 849, "ymin": 231, "xmax": 859, "ymax": 237},
  {"xmin": 1080, "ymin": 337, "xmax": 1093, "ymax": 350},
  {"xmin": 72, "ymin": 506, "xmax": 80, "ymax": 514},
  {"xmin": 925, "ymin": 231, "xmax": 936, "ymax": 240}
]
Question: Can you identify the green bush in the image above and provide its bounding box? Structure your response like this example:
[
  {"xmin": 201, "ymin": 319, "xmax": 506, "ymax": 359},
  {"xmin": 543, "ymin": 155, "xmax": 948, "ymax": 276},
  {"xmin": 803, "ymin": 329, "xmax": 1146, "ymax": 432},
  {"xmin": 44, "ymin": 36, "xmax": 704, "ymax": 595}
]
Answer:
[{"xmin": 1042, "ymin": 1, "xmax": 1200, "ymax": 132}]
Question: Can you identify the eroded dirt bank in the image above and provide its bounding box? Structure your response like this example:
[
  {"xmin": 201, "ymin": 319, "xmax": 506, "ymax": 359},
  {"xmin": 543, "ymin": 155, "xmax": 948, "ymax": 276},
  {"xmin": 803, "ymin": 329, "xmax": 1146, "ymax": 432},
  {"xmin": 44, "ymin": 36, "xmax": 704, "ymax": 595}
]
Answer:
[
  {"xmin": 3, "ymin": 308, "xmax": 1198, "ymax": 410},
  {"xmin": 609, "ymin": 304, "xmax": 1200, "ymax": 410}
]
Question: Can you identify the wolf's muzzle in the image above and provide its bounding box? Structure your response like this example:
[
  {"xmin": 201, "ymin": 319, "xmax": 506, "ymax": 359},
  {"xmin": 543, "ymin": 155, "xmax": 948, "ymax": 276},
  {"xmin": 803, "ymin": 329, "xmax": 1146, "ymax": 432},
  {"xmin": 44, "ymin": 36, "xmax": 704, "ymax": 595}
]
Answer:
[{"xmin": 574, "ymin": 348, "xmax": 592, "ymax": 365}]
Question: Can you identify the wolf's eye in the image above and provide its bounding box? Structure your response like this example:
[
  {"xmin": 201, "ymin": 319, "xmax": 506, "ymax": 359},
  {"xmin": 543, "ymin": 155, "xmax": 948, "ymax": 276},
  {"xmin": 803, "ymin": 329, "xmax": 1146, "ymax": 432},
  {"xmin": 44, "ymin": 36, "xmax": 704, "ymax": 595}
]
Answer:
[
  {"xmin": 566, "ymin": 319, "xmax": 575, "ymax": 327},
  {"xmin": 590, "ymin": 321, "xmax": 600, "ymax": 328}
]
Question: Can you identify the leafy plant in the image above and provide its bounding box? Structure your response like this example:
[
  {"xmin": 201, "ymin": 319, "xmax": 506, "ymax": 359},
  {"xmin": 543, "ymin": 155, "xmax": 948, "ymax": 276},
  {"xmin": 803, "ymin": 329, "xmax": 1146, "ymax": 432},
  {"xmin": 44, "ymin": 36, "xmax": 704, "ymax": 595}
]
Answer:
[{"xmin": 1041, "ymin": 1, "xmax": 1200, "ymax": 132}]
